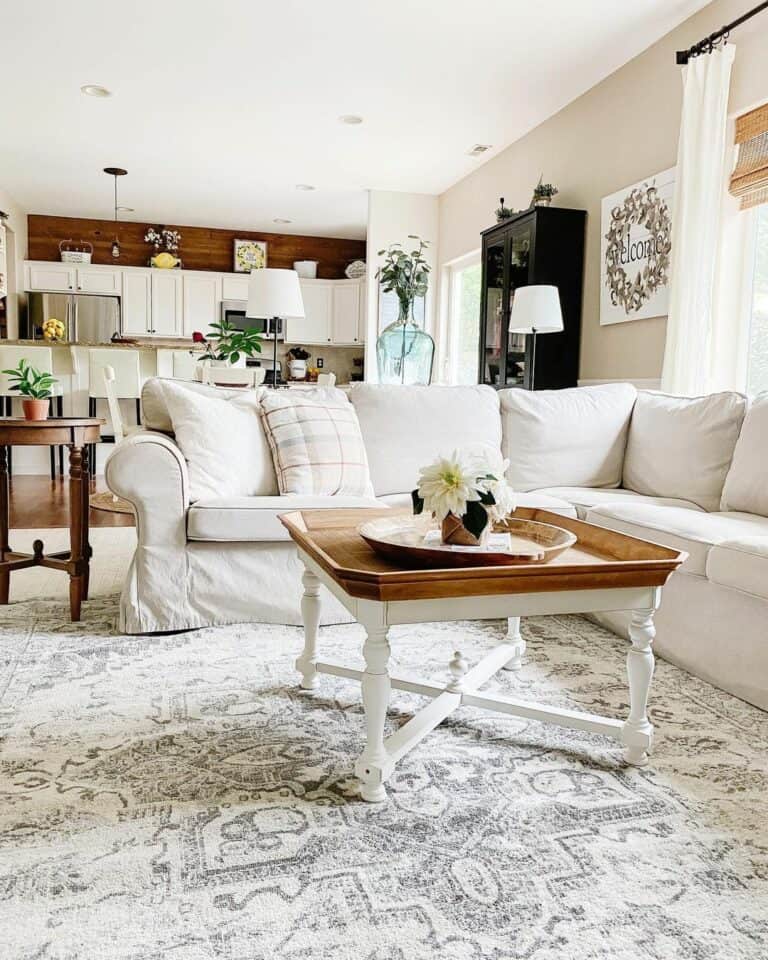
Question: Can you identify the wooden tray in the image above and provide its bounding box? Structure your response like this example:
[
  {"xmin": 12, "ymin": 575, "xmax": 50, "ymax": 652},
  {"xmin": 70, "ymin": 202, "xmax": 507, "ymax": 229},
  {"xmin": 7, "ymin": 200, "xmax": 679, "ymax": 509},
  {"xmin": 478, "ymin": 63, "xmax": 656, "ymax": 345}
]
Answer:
[
  {"xmin": 279, "ymin": 507, "xmax": 689, "ymax": 602},
  {"xmin": 359, "ymin": 515, "xmax": 576, "ymax": 567}
]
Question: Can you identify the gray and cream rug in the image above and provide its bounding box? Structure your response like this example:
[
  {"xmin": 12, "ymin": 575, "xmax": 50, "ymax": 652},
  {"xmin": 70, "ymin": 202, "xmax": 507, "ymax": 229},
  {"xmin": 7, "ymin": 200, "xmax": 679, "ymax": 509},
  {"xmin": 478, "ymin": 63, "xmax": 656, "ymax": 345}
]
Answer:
[{"xmin": 0, "ymin": 598, "xmax": 766, "ymax": 959}]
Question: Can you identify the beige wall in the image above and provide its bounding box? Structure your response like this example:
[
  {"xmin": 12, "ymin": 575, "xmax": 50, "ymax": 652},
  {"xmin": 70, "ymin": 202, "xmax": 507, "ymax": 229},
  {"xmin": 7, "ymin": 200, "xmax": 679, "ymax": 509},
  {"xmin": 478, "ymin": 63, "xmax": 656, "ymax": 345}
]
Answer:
[
  {"xmin": 438, "ymin": 0, "xmax": 768, "ymax": 381},
  {"xmin": 0, "ymin": 185, "xmax": 28, "ymax": 339}
]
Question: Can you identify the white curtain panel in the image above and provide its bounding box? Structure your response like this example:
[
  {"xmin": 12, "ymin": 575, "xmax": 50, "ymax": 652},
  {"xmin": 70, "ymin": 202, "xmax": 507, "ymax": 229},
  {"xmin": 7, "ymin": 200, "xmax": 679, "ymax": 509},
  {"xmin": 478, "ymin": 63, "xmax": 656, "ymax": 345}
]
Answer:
[{"xmin": 661, "ymin": 45, "xmax": 735, "ymax": 396}]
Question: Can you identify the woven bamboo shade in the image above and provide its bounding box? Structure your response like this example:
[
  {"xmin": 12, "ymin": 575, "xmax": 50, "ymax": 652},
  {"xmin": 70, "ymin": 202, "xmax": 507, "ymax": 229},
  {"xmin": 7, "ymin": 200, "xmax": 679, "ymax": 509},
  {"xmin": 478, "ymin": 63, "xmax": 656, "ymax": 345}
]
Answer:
[{"xmin": 729, "ymin": 103, "xmax": 768, "ymax": 209}]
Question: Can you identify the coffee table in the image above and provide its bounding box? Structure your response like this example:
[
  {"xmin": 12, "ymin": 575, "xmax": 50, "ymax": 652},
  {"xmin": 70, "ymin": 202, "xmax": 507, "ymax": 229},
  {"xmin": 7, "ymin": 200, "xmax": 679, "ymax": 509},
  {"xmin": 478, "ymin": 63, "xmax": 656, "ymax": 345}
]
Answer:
[{"xmin": 280, "ymin": 507, "xmax": 686, "ymax": 803}]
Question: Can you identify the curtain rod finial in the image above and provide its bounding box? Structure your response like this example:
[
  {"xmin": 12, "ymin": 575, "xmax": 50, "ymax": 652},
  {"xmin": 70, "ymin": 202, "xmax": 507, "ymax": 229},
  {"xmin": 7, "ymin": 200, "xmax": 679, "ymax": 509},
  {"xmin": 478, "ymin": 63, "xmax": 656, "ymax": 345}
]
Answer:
[{"xmin": 676, "ymin": 50, "xmax": 690, "ymax": 65}]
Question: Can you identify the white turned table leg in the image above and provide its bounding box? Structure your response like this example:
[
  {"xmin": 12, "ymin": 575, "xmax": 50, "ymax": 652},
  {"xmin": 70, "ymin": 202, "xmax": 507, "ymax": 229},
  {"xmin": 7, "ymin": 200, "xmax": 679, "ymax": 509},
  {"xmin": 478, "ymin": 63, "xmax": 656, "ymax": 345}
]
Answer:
[
  {"xmin": 622, "ymin": 608, "xmax": 656, "ymax": 766},
  {"xmin": 296, "ymin": 568, "xmax": 321, "ymax": 690},
  {"xmin": 354, "ymin": 621, "xmax": 392, "ymax": 803},
  {"xmin": 502, "ymin": 616, "xmax": 526, "ymax": 671}
]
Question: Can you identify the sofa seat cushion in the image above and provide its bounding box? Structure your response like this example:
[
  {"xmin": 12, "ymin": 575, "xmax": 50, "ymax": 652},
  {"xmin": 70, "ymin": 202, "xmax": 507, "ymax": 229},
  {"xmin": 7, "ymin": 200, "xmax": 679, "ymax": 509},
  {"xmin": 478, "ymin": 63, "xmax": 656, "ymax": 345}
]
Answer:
[
  {"xmin": 377, "ymin": 490, "xmax": 578, "ymax": 519},
  {"xmin": 188, "ymin": 495, "xmax": 382, "ymax": 542},
  {"xmin": 706, "ymin": 538, "xmax": 768, "ymax": 601},
  {"xmin": 585, "ymin": 503, "xmax": 768, "ymax": 576},
  {"xmin": 534, "ymin": 486, "xmax": 704, "ymax": 520}
]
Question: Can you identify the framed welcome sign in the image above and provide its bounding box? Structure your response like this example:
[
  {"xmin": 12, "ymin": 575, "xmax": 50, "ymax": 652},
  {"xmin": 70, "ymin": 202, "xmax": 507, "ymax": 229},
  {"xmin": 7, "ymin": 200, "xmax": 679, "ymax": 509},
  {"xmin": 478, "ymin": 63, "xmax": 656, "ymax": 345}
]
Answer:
[{"xmin": 600, "ymin": 167, "xmax": 675, "ymax": 325}]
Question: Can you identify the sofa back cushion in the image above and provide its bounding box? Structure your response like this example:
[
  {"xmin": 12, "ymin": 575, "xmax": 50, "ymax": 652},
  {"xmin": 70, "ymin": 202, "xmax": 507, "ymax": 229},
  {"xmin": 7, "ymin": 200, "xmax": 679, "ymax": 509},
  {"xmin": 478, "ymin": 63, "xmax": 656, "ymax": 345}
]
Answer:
[
  {"xmin": 349, "ymin": 384, "xmax": 501, "ymax": 496},
  {"xmin": 158, "ymin": 379, "xmax": 278, "ymax": 501},
  {"xmin": 623, "ymin": 390, "xmax": 747, "ymax": 511},
  {"xmin": 498, "ymin": 383, "xmax": 637, "ymax": 492},
  {"xmin": 260, "ymin": 391, "xmax": 374, "ymax": 497},
  {"xmin": 721, "ymin": 392, "xmax": 768, "ymax": 515}
]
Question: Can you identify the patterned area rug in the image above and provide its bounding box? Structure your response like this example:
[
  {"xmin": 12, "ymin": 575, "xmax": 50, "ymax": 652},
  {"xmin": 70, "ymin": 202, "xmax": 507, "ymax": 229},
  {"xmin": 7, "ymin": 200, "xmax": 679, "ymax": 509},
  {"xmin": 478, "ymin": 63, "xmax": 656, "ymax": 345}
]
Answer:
[{"xmin": 0, "ymin": 598, "xmax": 766, "ymax": 959}]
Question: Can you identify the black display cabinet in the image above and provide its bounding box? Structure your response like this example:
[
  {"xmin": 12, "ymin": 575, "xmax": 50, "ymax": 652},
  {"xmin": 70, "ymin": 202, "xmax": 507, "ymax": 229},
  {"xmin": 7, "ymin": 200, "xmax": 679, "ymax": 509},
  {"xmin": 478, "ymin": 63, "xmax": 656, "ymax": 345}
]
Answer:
[{"xmin": 478, "ymin": 206, "xmax": 586, "ymax": 389}]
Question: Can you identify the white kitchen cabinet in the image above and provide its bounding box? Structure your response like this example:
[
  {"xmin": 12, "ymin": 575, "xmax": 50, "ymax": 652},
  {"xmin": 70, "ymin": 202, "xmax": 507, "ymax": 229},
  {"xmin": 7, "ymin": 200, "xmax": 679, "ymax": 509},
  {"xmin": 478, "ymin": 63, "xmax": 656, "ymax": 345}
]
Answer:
[
  {"xmin": 183, "ymin": 272, "xmax": 221, "ymax": 335},
  {"xmin": 287, "ymin": 281, "xmax": 333, "ymax": 344},
  {"xmin": 24, "ymin": 261, "xmax": 76, "ymax": 292},
  {"xmin": 151, "ymin": 271, "xmax": 183, "ymax": 336},
  {"xmin": 76, "ymin": 266, "xmax": 122, "ymax": 295},
  {"xmin": 331, "ymin": 281, "xmax": 363, "ymax": 344},
  {"xmin": 121, "ymin": 270, "xmax": 153, "ymax": 335},
  {"xmin": 221, "ymin": 273, "xmax": 250, "ymax": 301}
]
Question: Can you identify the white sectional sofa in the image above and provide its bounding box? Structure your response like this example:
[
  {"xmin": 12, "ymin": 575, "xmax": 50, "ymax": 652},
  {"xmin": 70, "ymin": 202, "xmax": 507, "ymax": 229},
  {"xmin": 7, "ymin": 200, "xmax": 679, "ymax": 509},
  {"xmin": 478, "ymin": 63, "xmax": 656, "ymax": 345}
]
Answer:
[{"xmin": 106, "ymin": 380, "xmax": 768, "ymax": 710}]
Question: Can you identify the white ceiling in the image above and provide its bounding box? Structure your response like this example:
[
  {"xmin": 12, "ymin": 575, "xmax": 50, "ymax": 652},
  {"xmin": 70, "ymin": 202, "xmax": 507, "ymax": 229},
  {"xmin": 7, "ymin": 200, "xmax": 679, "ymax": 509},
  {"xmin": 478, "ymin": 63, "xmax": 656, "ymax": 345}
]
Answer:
[{"xmin": 2, "ymin": 0, "xmax": 709, "ymax": 240}]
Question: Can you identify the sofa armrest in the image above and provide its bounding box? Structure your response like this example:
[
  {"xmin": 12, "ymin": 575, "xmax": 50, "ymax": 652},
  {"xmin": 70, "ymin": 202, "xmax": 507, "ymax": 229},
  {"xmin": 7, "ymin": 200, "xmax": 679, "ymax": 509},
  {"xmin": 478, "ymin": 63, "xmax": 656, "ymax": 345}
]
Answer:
[{"xmin": 105, "ymin": 431, "xmax": 189, "ymax": 546}]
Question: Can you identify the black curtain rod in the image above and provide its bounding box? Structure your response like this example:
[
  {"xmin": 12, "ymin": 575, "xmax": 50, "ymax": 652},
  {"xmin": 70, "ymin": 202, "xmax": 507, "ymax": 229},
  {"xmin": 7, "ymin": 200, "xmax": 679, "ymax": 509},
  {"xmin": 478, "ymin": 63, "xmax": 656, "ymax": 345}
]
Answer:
[{"xmin": 676, "ymin": 0, "xmax": 768, "ymax": 63}]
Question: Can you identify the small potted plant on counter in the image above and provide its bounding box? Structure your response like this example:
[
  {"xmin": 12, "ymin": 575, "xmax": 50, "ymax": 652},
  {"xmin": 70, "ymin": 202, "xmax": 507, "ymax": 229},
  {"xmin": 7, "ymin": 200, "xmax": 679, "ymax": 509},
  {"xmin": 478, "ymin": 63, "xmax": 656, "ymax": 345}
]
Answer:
[
  {"xmin": 1, "ymin": 358, "xmax": 58, "ymax": 420},
  {"xmin": 287, "ymin": 346, "xmax": 311, "ymax": 380},
  {"xmin": 194, "ymin": 320, "xmax": 263, "ymax": 373}
]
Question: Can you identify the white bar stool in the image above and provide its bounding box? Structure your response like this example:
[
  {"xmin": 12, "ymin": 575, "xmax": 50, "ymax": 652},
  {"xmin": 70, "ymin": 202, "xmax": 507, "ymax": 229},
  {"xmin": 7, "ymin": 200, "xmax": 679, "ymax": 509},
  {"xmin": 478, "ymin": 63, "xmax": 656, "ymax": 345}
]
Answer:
[
  {"xmin": 88, "ymin": 349, "xmax": 143, "ymax": 472},
  {"xmin": 0, "ymin": 345, "xmax": 65, "ymax": 478}
]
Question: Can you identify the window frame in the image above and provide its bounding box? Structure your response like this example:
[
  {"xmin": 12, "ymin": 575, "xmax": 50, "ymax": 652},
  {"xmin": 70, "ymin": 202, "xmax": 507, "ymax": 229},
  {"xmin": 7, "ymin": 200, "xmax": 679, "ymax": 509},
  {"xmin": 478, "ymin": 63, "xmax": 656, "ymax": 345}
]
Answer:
[{"xmin": 438, "ymin": 250, "xmax": 482, "ymax": 385}]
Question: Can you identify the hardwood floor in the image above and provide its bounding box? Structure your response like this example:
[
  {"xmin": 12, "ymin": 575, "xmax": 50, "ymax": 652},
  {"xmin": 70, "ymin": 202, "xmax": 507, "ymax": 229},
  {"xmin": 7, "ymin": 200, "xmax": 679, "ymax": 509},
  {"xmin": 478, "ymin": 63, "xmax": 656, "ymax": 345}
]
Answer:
[{"xmin": 9, "ymin": 475, "xmax": 135, "ymax": 529}]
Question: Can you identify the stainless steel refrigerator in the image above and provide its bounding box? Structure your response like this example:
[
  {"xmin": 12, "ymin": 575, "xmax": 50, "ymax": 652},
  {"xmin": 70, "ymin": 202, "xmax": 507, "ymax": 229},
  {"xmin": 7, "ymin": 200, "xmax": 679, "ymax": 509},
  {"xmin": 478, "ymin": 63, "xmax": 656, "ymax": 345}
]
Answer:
[{"xmin": 26, "ymin": 291, "xmax": 121, "ymax": 343}]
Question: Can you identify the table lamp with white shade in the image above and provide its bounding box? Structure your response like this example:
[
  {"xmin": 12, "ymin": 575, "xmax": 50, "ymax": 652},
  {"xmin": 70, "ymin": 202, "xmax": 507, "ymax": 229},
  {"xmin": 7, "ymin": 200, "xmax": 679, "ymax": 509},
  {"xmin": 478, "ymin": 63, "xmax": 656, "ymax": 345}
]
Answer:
[
  {"xmin": 246, "ymin": 268, "xmax": 305, "ymax": 387},
  {"xmin": 508, "ymin": 285, "xmax": 563, "ymax": 390}
]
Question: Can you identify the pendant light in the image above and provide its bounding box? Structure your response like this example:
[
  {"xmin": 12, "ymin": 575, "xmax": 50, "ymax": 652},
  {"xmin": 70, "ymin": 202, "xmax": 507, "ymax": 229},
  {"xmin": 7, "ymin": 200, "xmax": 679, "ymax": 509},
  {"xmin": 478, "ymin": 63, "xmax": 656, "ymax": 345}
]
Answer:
[{"xmin": 103, "ymin": 167, "xmax": 127, "ymax": 258}]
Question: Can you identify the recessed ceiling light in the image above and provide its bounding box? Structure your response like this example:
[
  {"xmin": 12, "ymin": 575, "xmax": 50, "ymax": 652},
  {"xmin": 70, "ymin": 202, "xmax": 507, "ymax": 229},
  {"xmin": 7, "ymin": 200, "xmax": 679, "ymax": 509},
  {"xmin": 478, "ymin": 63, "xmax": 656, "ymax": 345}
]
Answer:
[
  {"xmin": 467, "ymin": 144, "xmax": 493, "ymax": 157},
  {"xmin": 339, "ymin": 114, "xmax": 363, "ymax": 125},
  {"xmin": 295, "ymin": 184, "xmax": 315, "ymax": 191},
  {"xmin": 273, "ymin": 217, "xmax": 292, "ymax": 224},
  {"xmin": 81, "ymin": 83, "xmax": 111, "ymax": 98}
]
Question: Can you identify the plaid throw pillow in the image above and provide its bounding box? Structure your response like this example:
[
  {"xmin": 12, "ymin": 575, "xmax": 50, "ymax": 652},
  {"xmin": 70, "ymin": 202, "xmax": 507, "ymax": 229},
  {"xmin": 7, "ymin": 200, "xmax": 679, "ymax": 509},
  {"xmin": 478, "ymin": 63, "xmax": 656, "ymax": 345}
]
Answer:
[{"xmin": 260, "ymin": 392, "xmax": 374, "ymax": 496}]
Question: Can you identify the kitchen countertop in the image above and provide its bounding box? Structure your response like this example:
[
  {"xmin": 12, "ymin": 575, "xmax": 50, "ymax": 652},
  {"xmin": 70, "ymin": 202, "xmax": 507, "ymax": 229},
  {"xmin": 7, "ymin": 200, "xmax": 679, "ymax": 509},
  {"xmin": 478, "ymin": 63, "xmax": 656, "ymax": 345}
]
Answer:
[{"xmin": 3, "ymin": 339, "xmax": 202, "ymax": 351}]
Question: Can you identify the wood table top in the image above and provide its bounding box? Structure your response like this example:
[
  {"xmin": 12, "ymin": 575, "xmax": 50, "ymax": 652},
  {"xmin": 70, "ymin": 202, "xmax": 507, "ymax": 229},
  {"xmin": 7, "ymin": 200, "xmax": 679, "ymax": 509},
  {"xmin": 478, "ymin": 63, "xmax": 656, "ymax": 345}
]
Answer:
[
  {"xmin": 279, "ymin": 507, "xmax": 687, "ymax": 602},
  {"xmin": 0, "ymin": 417, "xmax": 104, "ymax": 445}
]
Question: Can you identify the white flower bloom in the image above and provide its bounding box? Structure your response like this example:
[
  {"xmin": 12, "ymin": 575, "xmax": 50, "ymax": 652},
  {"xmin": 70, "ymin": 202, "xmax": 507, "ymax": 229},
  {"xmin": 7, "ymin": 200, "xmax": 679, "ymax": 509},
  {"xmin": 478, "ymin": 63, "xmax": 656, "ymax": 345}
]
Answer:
[
  {"xmin": 474, "ymin": 453, "xmax": 517, "ymax": 523},
  {"xmin": 417, "ymin": 451, "xmax": 481, "ymax": 521}
]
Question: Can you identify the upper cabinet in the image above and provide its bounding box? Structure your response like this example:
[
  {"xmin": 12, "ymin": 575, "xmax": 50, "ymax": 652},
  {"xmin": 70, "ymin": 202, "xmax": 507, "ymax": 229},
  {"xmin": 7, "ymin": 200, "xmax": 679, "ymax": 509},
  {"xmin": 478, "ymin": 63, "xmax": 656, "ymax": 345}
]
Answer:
[
  {"xmin": 150, "ymin": 271, "xmax": 183, "ymax": 336},
  {"xmin": 182, "ymin": 272, "xmax": 221, "ymax": 335},
  {"xmin": 25, "ymin": 261, "xmax": 122, "ymax": 295},
  {"xmin": 221, "ymin": 273, "xmax": 251, "ymax": 301},
  {"xmin": 285, "ymin": 279, "xmax": 365, "ymax": 345},
  {"xmin": 121, "ymin": 270, "xmax": 153, "ymax": 336}
]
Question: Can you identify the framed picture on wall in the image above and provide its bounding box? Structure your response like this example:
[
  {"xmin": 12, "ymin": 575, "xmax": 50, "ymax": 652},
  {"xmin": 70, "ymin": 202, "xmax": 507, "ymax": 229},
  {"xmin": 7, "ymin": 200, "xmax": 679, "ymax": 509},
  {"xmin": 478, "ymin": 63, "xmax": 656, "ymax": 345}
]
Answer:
[
  {"xmin": 233, "ymin": 239, "xmax": 267, "ymax": 273},
  {"xmin": 600, "ymin": 166, "xmax": 675, "ymax": 325}
]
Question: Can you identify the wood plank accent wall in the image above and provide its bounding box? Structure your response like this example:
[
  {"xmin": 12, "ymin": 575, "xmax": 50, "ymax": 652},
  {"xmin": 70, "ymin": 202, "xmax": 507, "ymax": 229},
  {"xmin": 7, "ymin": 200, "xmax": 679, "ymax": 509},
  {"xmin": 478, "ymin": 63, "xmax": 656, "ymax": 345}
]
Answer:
[{"xmin": 27, "ymin": 215, "xmax": 366, "ymax": 279}]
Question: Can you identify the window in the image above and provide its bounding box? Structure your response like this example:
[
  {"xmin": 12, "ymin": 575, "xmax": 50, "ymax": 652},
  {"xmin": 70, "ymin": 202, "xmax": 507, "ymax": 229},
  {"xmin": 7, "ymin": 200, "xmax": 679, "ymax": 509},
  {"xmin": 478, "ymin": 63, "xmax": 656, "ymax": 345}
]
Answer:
[
  {"xmin": 746, "ymin": 204, "xmax": 768, "ymax": 395},
  {"xmin": 444, "ymin": 255, "xmax": 481, "ymax": 384}
]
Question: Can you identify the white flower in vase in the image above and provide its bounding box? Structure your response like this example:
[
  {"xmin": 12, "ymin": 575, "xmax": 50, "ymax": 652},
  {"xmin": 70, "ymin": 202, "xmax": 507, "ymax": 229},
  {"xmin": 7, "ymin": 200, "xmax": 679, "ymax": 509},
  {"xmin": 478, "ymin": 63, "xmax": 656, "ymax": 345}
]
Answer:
[
  {"xmin": 416, "ymin": 452, "xmax": 481, "ymax": 521},
  {"xmin": 475, "ymin": 455, "xmax": 517, "ymax": 523}
]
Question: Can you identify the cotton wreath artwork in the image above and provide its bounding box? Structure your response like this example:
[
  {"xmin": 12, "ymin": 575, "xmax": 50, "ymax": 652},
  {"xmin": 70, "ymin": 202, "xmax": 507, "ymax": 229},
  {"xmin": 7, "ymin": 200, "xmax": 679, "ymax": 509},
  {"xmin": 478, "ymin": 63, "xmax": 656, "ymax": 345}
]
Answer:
[{"xmin": 604, "ymin": 182, "xmax": 671, "ymax": 316}]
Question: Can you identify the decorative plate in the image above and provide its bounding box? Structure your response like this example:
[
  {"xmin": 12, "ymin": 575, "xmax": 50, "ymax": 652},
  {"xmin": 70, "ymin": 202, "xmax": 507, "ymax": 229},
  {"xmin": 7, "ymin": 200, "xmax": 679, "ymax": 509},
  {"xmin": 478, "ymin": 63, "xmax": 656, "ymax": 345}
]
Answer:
[
  {"xmin": 358, "ymin": 515, "xmax": 577, "ymax": 568},
  {"xmin": 345, "ymin": 259, "xmax": 366, "ymax": 279}
]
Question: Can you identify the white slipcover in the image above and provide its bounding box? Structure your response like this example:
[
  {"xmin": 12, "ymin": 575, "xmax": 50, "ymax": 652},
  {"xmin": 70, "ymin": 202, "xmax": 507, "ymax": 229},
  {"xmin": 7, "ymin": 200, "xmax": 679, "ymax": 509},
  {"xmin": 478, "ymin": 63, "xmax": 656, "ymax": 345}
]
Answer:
[
  {"xmin": 188, "ymin": 494, "xmax": 382, "ymax": 542},
  {"xmin": 622, "ymin": 390, "xmax": 747, "ymax": 511},
  {"xmin": 349, "ymin": 383, "xmax": 501, "ymax": 496},
  {"xmin": 706, "ymin": 538, "xmax": 768, "ymax": 602},
  {"xmin": 533, "ymin": 486, "xmax": 704, "ymax": 520},
  {"xmin": 498, "ymin": 383, "xmax": 637, "ymax": 492},
  {"xmin": 720, "ymin": 393, "xmax": 768, "ymax": 515}
]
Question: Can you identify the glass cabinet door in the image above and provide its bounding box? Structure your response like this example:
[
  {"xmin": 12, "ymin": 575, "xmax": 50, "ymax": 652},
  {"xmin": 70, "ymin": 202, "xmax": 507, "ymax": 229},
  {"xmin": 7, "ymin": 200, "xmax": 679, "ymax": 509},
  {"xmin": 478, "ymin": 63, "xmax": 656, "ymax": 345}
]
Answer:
[
  {"xmin": 481, "ymin": 240, "xmax": 504, "ymax": 385},
  {"xmin": 505, "ymin": 226, "xmax": 532, "ymax": 386}
]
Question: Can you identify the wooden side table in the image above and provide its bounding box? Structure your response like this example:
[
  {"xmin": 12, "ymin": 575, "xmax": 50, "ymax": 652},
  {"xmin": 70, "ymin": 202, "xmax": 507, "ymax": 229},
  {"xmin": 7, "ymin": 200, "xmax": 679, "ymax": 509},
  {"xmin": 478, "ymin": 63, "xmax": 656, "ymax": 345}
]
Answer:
[{"xmin": 0, "ymin": 418, "xmax": 103, "ymax": 621}]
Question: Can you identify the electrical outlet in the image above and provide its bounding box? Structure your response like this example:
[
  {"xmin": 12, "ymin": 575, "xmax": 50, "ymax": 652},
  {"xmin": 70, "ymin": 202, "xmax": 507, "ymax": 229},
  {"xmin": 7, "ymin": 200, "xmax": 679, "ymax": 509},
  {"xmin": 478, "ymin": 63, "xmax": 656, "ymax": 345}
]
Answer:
[{"xmin": 317, "ymin": 358, "xmax": 324, "ymax": 368}]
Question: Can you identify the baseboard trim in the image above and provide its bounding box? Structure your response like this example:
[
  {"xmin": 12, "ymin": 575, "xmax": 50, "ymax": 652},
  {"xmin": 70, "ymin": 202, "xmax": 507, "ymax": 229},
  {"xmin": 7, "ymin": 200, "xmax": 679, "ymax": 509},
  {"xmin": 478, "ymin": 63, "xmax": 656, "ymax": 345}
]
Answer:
[{"xmin": 578, "ymin": 378, "xmax": 661, "ymax": 390}]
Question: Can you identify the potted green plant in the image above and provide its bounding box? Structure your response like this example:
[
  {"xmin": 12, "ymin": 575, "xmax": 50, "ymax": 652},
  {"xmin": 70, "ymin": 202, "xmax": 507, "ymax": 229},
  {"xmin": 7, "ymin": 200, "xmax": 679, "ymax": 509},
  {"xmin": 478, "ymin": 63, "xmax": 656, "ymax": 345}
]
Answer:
[
  {"xmin": 532, "ymin": 177, "xmax": 559, "ymax": 207},
  {"xmin": 1, "ymin": 359, "xmax": 58, "ymax": 420},
  {"xmin": 495, "ymin": 197, "xmax": 515, "ymax": 222},
  {"xmin": 375, "ymin": 235, "xmax": 435, "ymax": 384},
  {"xmin": 194, "ymin": 320, "xmax": 263, "ymax": 370}
]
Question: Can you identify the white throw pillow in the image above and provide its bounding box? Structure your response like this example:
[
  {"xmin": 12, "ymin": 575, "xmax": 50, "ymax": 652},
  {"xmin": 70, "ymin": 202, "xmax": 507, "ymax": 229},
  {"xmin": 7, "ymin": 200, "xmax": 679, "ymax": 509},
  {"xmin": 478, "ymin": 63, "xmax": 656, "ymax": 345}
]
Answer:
[
  {"xmin": 499, "ymin": 383, "xmax": 637, "ymax": 492},
  {"xmin": 721, "ymin": 392, "xmax": 768, "ymax": 515},
  {"xmin": 623, "ymin": 390, "xmax": 747, "ymax": 511},
  {"xmin": 159, "ymin": 380, "xmax": 278, "ymax": 501},
  {"xmin": 349, "ymin": 384, "xmax": 502, "ymax": 496},
  {"xmin": 260, "ymin": 392, "xmax": 374, "ymax": 497}
]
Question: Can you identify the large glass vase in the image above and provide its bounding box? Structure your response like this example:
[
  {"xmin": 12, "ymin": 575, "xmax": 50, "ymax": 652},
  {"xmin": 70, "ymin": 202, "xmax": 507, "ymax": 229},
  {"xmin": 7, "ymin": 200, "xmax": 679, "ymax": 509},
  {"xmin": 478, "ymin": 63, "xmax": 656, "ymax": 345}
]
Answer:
[{"xmin": 376, "ymin": 304, "xmax": 435, "ymax": 385}]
